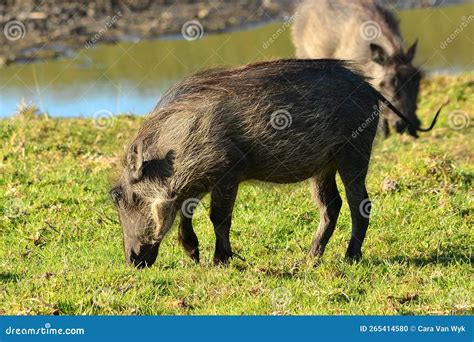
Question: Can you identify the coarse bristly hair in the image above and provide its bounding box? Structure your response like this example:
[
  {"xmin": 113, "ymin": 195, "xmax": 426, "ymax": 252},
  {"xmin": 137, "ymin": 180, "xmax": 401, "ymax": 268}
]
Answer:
[
  {"xmin": 113, "ymin": 58, "xmax": 446, "ymax": 267},
  {"xmin": 115, "ymin": 59, "xmax": 382, "ymax": 232}
]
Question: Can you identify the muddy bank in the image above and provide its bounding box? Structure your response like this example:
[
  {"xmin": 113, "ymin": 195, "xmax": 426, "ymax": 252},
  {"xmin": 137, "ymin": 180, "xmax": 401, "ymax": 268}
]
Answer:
[
  {"xmin": 0, "ymin": 0, "xmax": 295, "ymax": 66},
  {"xmin": 0, "ymin": 0, "xmax": 468, "ymax": 67}
]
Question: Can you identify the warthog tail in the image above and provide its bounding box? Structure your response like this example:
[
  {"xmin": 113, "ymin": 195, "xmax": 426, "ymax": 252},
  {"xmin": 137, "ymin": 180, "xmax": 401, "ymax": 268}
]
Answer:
[{"xmin": 377, "ymin": 93, "xmax": 445, "ymax": 132}]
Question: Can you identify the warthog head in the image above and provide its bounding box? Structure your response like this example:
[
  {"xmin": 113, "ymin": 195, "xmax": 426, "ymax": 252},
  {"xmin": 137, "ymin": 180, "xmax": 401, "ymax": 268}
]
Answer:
[
  {"xmin": 110, "ymin": 140, "xmax": 177, "ymax": 268},
  {"xmin": 370, "ymin": 40, "xmax": 421, "ymax": 137}
]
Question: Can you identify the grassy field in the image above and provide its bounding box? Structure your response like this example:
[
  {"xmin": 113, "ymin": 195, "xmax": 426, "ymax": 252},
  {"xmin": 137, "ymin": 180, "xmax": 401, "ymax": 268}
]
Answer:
[{"xmin": 0, "ymin": 73, "xmax": 472, "ymax": 315}]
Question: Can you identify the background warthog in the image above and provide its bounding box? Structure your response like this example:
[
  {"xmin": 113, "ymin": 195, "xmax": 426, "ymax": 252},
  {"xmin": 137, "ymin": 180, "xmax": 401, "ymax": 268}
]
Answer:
[
  {"xmin": 292, "ymin": 0, "xmax": 422, "ymax": 137},
  {"xmin": 111, "ymin": 59, "xmax": 440, "ymax": 268}
]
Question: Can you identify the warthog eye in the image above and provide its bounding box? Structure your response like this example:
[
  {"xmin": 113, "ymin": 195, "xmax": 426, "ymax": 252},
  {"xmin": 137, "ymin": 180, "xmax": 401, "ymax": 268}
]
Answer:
[
  {"xmin": 110, "ymin": 187, "xmax": 123, "ymax": 205},
  {"xmin": 391, "ymin": 76, "xmax": 399, "ymax": 88},
  {"xmin": 131, "ymin": 192, "xmax": 141, "ymax": 205}
]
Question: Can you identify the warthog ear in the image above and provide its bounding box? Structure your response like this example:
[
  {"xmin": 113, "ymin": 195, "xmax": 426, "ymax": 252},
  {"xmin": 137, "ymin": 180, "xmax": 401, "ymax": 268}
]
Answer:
[
  {"xmin": 405, "ymin": 39, "xmax": 418, "ymax": 63},
  {"xmin": 127, "ymin": 141, "xmax": 145, "ymax": 182},
  {"xmin": 127, "ymin": 143, "xmax": 175, "ymax": 182},
  {"xmin": 370, "ymin": 43, "xmax": 388, "ymax": 65},
  {"xmin": 143, "ymin": 150, "xmax": 175, "ymax": 180}
]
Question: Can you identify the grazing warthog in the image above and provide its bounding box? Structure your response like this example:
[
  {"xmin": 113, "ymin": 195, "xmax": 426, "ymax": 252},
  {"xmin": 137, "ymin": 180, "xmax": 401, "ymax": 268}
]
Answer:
[
  {"xmin": 292, "ymin": 0, "xmax": 422, "ymax": 137},
  {"xmin": 111, "ymin": 59, "xmax": 441, "ymax": 268}
]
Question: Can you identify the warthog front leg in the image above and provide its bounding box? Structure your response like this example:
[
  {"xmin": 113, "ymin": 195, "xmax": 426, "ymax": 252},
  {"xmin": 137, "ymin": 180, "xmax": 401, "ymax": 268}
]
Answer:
[
  {"xmin": 210, "ymin": 177, "xmax": 239, "ymax": 265},
  {"xmin": 178, "ymin": 212, "xmax": 200, "ymax": 263}
]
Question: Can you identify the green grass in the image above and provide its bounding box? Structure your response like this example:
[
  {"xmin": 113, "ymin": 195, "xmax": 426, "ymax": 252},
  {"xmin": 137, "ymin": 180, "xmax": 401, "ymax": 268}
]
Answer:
[{"xmin": 0, "ymin": 73, "xmax": 472, "ymax": 315}]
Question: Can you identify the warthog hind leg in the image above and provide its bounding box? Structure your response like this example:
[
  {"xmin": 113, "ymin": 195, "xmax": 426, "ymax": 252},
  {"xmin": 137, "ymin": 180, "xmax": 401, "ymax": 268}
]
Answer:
[
  {"xmin": 210, "ymin": 176, "xmax": 239, "ymax": 265},
  {"xmin": 309, "ymin": 164, "xmax": 342, "ymax": 258}
]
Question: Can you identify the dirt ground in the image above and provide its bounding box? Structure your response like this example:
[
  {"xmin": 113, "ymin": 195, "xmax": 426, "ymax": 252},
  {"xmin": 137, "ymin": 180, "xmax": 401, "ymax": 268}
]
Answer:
[{"xmin": 0, "ymin": 0, "xmax": 467, "ymax": 66}]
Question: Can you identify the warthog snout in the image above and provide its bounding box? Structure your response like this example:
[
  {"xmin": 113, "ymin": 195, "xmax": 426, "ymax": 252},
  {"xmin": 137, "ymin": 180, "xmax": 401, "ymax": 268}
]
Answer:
[
  {"xmin": 110, "ymin": 146, "xmax": 178, "ymax": 269},
  {"xmin": 394, "ymin": 120, "xmax": 407, "ymax": 133},
  {"xmin": 127, "ymin": 242, "xmax": 160, "ymax": 268},
  {"xmin": 394, "ymin": 116, "xmax": 420, "ymax": 137}
]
